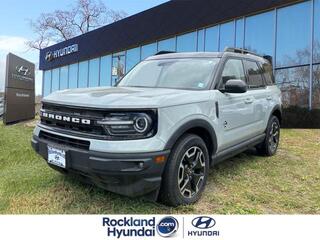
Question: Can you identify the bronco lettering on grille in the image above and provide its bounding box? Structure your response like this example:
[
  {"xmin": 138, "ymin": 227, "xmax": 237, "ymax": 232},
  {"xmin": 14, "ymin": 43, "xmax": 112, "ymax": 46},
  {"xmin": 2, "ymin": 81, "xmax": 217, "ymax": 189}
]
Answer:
[{"xmin": 40, "ymin": 111, "xmax": 91, "ymax": 125}]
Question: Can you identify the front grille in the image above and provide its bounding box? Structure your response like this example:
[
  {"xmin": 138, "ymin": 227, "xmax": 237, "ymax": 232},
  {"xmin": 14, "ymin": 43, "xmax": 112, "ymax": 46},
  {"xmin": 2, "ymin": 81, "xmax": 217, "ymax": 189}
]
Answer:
[
  {"xmin": 39, "ymin": 131, "xmax": 90, "ymax": 150},
  {"xmin": 41, "ymin": 103, "xmax": 107, "ymax": 137}
]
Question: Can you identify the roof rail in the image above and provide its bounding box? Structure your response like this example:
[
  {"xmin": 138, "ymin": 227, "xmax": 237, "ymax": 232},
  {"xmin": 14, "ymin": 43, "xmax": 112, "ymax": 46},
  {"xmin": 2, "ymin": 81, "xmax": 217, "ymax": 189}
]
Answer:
[
  {"xmin": 155, "ymin": 51, "xmax": 176, "ymax": 55},
  {"xmin": 224, "ymin": 47, "xmax": 273, "ymax": 63}
]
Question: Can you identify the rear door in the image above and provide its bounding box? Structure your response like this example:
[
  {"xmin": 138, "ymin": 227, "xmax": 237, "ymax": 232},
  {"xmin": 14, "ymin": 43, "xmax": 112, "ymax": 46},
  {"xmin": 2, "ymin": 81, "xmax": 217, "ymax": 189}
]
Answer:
[{"xmin": 243, "ymin": 60, "xmax": 268, "ymax": 134}]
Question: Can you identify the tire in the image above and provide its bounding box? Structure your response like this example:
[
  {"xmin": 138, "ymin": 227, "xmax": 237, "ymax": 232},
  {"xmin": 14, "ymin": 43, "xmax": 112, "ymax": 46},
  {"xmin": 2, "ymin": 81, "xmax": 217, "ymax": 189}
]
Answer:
[
  {"xmin": 159, "ymin": 134, "xmax": 210, "ymax": 207},
  {"xmin": 256, "ymin": 115, "xmax": 280, "ymax": 156}
]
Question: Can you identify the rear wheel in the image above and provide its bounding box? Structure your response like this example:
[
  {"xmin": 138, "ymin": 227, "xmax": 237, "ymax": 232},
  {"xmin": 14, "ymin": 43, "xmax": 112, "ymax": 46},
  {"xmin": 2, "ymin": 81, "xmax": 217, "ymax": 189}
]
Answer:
[
  {"xmin": 159, "ymin": 134, "xmax": 209, "ymax": 206},
  {"xmin": 256, "ymin": 115, "xmax": 280, "ymax": 156}
]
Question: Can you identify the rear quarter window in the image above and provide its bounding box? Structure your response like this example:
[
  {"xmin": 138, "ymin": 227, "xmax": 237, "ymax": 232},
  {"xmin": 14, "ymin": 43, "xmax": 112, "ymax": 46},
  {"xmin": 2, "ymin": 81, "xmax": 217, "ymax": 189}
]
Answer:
[{"xmin": 260, "ymin": 62, "xmax": 275, "ymax": 85}]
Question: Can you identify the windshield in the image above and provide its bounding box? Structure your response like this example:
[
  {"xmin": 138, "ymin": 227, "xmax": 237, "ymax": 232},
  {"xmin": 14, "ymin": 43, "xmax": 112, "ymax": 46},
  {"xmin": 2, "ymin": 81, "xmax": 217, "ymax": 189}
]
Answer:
[{"xmin": 117, "ymin": 58, "xmax": 220, "ymax": 90}]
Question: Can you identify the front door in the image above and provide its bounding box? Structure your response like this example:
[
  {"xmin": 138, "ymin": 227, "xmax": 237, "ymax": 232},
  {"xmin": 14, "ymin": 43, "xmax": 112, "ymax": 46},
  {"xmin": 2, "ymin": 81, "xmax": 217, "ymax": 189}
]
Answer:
[{"xmin": 217, "ymin": 58, "xmax": 256, "ymax": 150}]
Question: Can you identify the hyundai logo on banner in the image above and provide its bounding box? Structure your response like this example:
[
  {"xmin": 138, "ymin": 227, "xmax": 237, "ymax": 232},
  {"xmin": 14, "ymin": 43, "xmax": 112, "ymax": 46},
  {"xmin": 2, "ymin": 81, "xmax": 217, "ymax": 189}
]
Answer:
[
  {"xmin": 188, "ymin": 216, "xmax": 220, "ymax": 237},
  {"xmin": 192, "ymin": 216, "xmax": 216, "ymax": 229}
]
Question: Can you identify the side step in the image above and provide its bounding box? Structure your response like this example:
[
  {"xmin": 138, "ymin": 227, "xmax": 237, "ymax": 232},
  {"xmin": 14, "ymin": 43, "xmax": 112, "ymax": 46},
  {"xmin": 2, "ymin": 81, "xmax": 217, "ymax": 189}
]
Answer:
[{"xmin": 211, "ymin": 133, "xmax": 266, "ymax": 166}]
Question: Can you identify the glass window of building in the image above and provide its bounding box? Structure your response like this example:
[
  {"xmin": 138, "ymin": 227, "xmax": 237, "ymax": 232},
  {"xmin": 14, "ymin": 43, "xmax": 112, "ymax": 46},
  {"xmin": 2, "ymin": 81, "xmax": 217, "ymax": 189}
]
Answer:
[
  {"xmin": 276, "ymin": 1, "xmax": 311, "ymax": 67},
  {"xmin": 313, "ymin": 65, "xmax": 320, "ymax": 109},
  {"xmin": 197, "ymin": 29, "xmax": 205, "ymax": 52},
  {"xmin": 205, "ymin": 26, "xmax": 219, "ymax": 51},
  {"xmin": 314, "ymin": 0, "xmax": 320, "ymax": 64},
  {"xmin": 158, "ymin": 37, "xmax": 176, "ymax": 52},
  {"xmin": 177, "ymin": 31, "xmax": 197, "ymax": 52},
  {"xmin": 51, "ymin": 68, "xmax": 60, "ymax": 92},
  {"xmin": 100, "ymin": 55, "xmax": 112, "ymax": 86},
  {"xmin": 141, "ymin": 42, "xmax": 157, "ymax": 60},
  {"xmin": 235, "ymin": 18, "xmax": 244, "ymax": 49},
  {"xmin": 219, "ymin": 21, "xmax": 235, "ymax": 51},
  {"xmin": 126, "ymin": 47, "xmax": 141, "ymax": 73},
  {"xmin": 89, "ymin": 58, "xmax": 100, "ymax": 87},
  {"xmin": 69, "ymin": 63, "xmax": 78, "ymax": 89},
  {"xmin": 275, "ymin": 66, "xmax": 310, "ymax": 108},
  {"xmin": 245, "ymin": 11, "xmax": 274, "ymax": 56},
  {"xmin": 78, "ymin": 61, "xmax": 89, "ymax": 88},
  {"xmin": 43, "ymin": 70, "xmax": 51, "ymax": 96},
  {"xmin": 221, "ymin": 59, "xmax": 245, "ymax": 87},
  {"xmin": 244, "ymin": 60, "xmax": 264, "ymax": 88},
  {"xmin": 59, "ymin": 66, "xmax": 68, "ymax": 90}
]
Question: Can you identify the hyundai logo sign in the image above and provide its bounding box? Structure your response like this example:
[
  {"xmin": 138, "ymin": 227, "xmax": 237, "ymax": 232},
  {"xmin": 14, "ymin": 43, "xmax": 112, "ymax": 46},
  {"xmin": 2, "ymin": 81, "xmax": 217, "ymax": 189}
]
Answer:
[
  {"xmin": 16, "ymin": 65, "xmax": 31, "ymax": 76},
  {"xmin": 156, "ymin": 216, "xmax": 179, "ymax": 237},
  {"xmin": 45, "ymin": 44, "xmax": 78, "ymax": 62},
  {"xmin": 192, "ymin": 216, "xmax": 216, "ymax": 229}
]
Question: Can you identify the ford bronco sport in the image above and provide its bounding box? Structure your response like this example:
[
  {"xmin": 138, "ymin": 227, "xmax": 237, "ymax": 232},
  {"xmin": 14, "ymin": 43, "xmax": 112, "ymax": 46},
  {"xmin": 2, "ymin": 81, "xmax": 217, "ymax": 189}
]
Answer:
[{"xmin": 32, "ymin": 48, "xmax": 282, "ymax": 206}]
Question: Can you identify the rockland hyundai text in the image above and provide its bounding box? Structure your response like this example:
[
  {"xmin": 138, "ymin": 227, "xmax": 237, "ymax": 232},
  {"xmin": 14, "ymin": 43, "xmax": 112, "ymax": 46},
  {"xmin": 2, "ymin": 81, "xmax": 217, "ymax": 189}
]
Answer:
[{"xmin": 32, "ymin": 49, "xmax": 282, "ymax": 206}]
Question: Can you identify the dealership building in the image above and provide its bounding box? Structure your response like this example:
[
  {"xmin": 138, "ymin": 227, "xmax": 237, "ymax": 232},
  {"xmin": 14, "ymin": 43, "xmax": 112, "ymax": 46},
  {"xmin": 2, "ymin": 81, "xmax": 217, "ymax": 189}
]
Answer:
[{"xmin": 39, "ymin": 0, "xmax": 320, "ymax": 121}]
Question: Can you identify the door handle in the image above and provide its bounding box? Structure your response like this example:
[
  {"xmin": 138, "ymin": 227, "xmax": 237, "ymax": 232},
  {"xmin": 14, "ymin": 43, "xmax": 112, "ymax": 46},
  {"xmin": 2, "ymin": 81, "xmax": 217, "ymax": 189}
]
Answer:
[
  {"xmin": 266, "ymin": 96, "xmax": 272, "ymax": 101},
  {"xmin": 245, "ymin": 98, "xmax": 253, "ymax": 104}
]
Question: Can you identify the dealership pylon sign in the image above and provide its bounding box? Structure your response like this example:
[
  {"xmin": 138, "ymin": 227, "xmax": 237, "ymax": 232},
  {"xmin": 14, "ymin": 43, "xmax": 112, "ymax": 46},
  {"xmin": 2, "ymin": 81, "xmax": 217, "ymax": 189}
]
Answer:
[{"xmin": 3, "ymin": 53, "xmax": 35, "ymax": 124}]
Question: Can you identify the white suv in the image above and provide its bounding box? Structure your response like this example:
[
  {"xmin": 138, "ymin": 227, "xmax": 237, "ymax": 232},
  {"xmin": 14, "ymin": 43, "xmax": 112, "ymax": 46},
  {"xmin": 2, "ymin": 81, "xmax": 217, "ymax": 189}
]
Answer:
[{"xmin": 32, "ymin": 48, "xmax": 282, "ymax": 206}]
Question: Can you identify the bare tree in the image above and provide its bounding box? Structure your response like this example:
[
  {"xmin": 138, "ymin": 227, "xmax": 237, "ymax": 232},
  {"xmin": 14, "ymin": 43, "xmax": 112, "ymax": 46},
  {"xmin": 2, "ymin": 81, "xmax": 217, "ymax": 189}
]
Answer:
[{"xmin": 27, "ymin": 0, "xmax": 127, "ymax": 50}]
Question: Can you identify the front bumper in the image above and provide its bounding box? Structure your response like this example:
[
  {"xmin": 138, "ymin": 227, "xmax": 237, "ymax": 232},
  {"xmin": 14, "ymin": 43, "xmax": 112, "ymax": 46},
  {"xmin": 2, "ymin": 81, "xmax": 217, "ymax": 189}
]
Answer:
[{"xmin": 31, "ymin": 135, "xmax": 170, "ymax": 199}]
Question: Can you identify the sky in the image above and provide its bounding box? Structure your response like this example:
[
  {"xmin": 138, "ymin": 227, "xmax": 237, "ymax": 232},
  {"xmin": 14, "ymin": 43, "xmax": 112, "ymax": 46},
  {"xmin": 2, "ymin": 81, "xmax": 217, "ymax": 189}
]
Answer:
[{"xmin": 0, "ymin": 0, "xmax": 169, "ymax": 95}]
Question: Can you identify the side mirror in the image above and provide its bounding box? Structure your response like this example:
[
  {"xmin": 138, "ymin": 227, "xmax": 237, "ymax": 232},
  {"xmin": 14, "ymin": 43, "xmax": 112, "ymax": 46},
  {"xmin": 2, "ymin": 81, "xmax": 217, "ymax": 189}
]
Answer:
[{"xmin": 224, "ymin": 79, "xmax": 247, "ymax": 93}]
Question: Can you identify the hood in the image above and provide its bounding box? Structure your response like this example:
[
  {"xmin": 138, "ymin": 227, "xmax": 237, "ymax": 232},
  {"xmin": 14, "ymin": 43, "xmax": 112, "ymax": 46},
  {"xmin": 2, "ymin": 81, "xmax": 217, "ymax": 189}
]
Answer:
[{"xmin": 43, "ymin": 86, "xmax": 210, "ymax": 109}]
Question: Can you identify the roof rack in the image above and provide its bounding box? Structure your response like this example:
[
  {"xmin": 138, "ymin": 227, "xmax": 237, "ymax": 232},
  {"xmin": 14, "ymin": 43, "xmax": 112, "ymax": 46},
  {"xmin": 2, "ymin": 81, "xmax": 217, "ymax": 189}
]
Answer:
[
  {"xmin": 155, "ymin": 51, "xmax": 176, "ymax": 55},
  {"xmin": 224, "ymin": 47, "xmax": 273, "ymax": 64}
]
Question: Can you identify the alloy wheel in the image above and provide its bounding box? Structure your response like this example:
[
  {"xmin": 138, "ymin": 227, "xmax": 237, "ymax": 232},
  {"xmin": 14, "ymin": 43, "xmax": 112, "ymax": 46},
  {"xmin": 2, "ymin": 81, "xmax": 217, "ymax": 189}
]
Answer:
[{"xmin": 178, "ymin": 146, "xmax": 206, "ymax": 198}]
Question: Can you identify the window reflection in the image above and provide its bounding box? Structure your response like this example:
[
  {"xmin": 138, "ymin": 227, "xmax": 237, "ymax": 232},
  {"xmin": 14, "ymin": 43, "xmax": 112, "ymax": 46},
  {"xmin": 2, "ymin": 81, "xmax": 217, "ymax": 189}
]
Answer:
[
  {"xmin": 158, "ymin": 37, "xmax": 176, "ymax": 52},
  {"xmin": 78, "ymin": 61, "xmax": 88, "ymax": 88},
  {"xmin": 276, "ymin": 1, "xmax": 311, "ymax": 67},
  {"xmin": 59, "ymin": 66, "xmax": 68, "ymax": 90},
  {"xmin": 89, "ymin": 58, "xmax": 100, "ymax": 87},
  {"xmin": 43, "ymin": 70, "xmax": 51, "ymax": 96},
  {"xmin": 275, "ymin": 66, "xmax": 310, "ymax": 108},
  {"xmin": 141, "ymin": 43, "xmax": 157, "ymax": 60},
  {"xmin": 100, "ymin": 55, "xmax": 112, "ymax": 86},
  {"xmin": 69, "ymin": 63, "xmax": 78, "ymax": 89},
  {"xmin": 51, "ymin": 68, "xmax": 60, "ymax": 92},
  {"xmin": 219, "ymin": 21, "xmax": 234, "ymax": 51},
  {"xmin": 177, "ymin": 31, "xmax": 197, "ymax": 52},
  {"xmin": 314, "ymin": 0, "xmax": 320, "ymax": 64},
  {"xmin": 312, "ymin": 65, "xmax": 320, "ymax": 109},
  {"xmin": 235, "ymin": 18, "xmax": 244, "ymax": 48},
  {"xmin": 126, "ymin": 47, "xmax": 141, "ymax": 73},
  {"xmin": 205, "ymin": 26, "xmax": 219, "ymax": 51},
  {"xmin": 245, "ymin": 11, "xmax": 274, "ymax": 57},
  {"xmin": 197, "ymin": 29, "xmax": 205, "ymax": 52}
]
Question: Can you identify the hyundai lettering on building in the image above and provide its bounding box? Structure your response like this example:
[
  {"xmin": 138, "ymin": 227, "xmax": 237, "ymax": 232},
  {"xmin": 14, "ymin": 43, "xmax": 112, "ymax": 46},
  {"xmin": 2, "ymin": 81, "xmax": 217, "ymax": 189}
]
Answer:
[{"xmin": 45, "ymin": 44, "xmax": 78, "ymax": 62}]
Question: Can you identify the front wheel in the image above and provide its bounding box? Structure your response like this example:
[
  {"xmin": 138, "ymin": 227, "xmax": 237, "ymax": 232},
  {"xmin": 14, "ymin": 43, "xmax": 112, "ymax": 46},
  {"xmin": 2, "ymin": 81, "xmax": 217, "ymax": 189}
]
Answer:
[
  {"xmin": 159, "ymin": 134, "xmax": 209, "ymax": 206},
  {"xmin": 256, "ymin": 115, "xmax": 280, "ymax": 156}
]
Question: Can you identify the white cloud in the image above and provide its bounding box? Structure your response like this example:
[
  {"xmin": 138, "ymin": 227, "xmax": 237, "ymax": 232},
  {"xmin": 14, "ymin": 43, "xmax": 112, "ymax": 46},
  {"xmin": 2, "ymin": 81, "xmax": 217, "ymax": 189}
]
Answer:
[{"xmin": 0, "ymin": 35, "xmax": 42, "ymax": 95}]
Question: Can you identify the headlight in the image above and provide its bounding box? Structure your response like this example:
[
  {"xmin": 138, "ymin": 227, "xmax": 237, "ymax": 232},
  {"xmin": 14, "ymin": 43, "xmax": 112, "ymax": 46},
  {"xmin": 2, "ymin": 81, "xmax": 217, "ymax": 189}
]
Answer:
[{"xmin": 97, "ymin": 111, "xmax": 156, "ymax": 139}]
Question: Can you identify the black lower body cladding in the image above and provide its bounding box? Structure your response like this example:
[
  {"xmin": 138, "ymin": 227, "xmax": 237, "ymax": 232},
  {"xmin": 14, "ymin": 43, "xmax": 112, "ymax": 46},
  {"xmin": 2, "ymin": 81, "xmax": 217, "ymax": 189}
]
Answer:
[{"xmin": 31, "ymin": 135, "xmax": 170, "ymax": 200}]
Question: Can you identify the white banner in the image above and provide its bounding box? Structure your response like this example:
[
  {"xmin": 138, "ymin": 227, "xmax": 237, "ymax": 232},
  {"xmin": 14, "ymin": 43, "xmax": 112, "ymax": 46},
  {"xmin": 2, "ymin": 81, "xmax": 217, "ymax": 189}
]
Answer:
[{"xmin": 0, "ymin": 215, "xmax": 319, "ymax": 240}]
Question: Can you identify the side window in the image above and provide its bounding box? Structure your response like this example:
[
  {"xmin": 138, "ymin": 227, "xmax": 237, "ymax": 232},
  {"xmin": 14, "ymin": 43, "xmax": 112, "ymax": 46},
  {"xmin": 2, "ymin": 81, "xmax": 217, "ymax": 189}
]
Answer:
[
  {"xmin": 244, "ymin": 60, "xmax": 265, "ymax": 88},
  {"xmin": 221, "ymin": 59, "xmax": 245, "ymax": 87},
  {"xmin": 260, "ymin": 62, "xmax": 275, "ymax": 85}
]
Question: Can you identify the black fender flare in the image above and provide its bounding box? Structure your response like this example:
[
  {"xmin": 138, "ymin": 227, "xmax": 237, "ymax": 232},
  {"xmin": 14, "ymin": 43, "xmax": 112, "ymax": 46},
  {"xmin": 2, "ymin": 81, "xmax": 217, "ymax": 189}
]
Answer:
[
  {"xmin": 270, "ymin": 104, "xmax": 282, "ymax": 124},
  {"xmin": 164, "ymin": 119, "xmax": 218, "ymax": 155}
]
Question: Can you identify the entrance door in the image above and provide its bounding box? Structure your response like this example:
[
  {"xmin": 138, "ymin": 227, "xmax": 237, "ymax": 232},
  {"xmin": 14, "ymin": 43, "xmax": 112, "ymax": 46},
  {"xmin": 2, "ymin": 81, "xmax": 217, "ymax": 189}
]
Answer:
[{"xmin": 112, "ymin": 53, "xmax": 125, "ymax": 86}]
